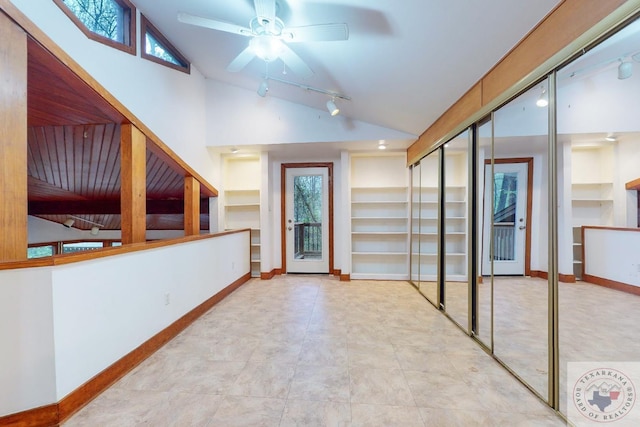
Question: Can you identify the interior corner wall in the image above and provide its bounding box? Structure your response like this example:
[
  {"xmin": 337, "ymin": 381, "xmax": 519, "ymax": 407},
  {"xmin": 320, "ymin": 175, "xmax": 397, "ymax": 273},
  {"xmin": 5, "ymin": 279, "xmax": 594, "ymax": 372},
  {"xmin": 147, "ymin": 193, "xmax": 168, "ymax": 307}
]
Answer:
[
  {"xmin": 9, "ymin": 0, "xmax": 216, "ymax": 184},
  {"xmin": 0, "ymin": 267, "xmax": 56, "ymax": 416}
]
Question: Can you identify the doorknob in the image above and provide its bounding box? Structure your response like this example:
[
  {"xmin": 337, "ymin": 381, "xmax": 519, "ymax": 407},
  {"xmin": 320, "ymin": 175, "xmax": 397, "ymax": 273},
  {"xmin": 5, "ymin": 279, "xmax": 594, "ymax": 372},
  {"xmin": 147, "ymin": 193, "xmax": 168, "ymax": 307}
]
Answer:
[{"xmin": 519, "ymin": 225, "xmax": 526, "ymax": 230}]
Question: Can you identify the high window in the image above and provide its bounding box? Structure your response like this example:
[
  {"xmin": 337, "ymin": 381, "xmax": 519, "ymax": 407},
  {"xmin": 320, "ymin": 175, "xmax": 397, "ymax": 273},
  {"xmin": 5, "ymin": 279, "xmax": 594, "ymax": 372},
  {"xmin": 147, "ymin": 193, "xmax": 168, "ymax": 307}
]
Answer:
[
  {"xmin": 141, "ymin": 15, "xmax": 190, "ymax": 73},
  {"xmin": 54, "ymin": 0, "xmax": 136, "ymax": 54}
]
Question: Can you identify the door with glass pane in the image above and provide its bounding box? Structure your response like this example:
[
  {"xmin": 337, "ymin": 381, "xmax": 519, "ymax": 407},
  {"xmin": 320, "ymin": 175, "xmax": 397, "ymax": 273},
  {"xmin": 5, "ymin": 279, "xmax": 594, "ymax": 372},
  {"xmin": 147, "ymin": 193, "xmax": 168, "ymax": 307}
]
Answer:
[
  {"xmin": 285, "ymin": 167, "xmax": 329, "ymax": 273},
  {"xmin": 482, "ymin": 162, "xmax": 528, "ymax": 275}
]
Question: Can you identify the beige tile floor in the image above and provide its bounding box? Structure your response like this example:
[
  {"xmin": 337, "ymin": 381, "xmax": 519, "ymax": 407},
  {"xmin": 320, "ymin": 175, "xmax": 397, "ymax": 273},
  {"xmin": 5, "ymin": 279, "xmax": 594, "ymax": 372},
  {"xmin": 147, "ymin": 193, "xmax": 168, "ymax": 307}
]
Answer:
[{"xmin": 63, "ymin": 275, "xmax": 564, "ymax": 426}]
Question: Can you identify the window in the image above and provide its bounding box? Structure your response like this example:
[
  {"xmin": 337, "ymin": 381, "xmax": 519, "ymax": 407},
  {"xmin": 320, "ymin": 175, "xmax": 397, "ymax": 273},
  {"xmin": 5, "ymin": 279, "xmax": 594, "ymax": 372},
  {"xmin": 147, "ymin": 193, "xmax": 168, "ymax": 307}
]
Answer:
[
  {"xmin": 62, "ymin": 241, "xmax": 104, "ymax": 253},
  {"xmin": 54, "ymin": 0, "xmax": 136, "ymax": 54},
  {"xmin": 27, "ymin": 245, "xmax": 56, "ymax": 259},
  {"xmin": 141, "ymin": 15, "xmax": 190, "ymax": 73}
]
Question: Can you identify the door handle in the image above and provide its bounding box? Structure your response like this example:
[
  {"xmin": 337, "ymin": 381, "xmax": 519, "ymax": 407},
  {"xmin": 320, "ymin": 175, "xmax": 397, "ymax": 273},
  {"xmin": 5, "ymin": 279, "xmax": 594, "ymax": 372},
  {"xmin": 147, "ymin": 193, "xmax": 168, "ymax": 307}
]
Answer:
[
  {"xmin": 288, "ymin": 226, "xmax": 292, "ymax": 231},
  {"xmin": 519, "ymin": 226, "xmax": 526, "ymax": 230}
]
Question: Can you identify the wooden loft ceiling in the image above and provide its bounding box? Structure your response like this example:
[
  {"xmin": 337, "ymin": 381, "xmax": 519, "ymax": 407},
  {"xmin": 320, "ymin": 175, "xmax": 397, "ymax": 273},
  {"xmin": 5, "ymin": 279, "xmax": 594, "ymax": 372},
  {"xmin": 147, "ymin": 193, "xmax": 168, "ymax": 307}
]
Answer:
[{"xmin": 26, "ymin": 37, "xmax": 211, "ymax": 231}]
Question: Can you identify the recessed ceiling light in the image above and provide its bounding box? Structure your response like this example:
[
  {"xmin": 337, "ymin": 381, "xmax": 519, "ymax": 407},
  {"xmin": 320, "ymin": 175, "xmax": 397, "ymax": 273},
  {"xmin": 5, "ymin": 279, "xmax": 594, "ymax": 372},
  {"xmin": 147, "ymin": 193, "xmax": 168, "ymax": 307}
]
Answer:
[
  {"xmin": 230, "ymin": 147, "xmax": 239, "ymax": 154},
  {"xmin": 605, "ymin": 135, "xmax": 617, "ymax": 142}
]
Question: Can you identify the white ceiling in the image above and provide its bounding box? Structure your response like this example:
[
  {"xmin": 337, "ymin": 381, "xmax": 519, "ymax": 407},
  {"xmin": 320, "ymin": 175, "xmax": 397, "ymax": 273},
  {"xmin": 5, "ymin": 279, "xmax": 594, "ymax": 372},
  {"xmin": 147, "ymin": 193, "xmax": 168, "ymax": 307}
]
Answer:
[{"xmin": 132, "ymin": 0, "xmax": 562, "ymax": 152}]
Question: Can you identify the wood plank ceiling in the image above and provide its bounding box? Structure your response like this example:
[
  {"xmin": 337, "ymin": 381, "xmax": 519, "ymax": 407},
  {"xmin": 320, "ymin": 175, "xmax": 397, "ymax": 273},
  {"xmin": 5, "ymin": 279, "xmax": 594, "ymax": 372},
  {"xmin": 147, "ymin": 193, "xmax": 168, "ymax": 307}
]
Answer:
[{"xmin": 26, "ymin": 37, "xmax": 210, "ymax": 231}]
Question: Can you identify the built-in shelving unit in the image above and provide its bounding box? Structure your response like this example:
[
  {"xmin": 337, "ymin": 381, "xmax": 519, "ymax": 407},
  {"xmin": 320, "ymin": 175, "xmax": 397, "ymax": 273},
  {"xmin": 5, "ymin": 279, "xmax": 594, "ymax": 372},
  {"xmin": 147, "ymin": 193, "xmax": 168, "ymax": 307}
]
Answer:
[
  {"xmin": 350, "ymin": 153, "xmax": 409, "ymax": 280},
  {"xmin": 570, "ymin": 145, "xmax": 614, "ymax": 279},
  {"xmin": 223, "ymin": 156, "xmax": 262, "ymax": 277}
]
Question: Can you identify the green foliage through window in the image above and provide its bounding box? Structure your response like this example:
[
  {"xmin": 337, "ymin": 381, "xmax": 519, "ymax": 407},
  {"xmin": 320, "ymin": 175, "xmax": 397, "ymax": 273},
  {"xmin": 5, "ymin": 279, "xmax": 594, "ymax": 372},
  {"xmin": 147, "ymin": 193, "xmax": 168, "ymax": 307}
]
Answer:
[
  {"xmin": 62, "ymin": 0, "xmax": 126, "ymax": 43},
  {"xmin": 294, "ymin": 175, "xmax": 323, "ymax": 224}
]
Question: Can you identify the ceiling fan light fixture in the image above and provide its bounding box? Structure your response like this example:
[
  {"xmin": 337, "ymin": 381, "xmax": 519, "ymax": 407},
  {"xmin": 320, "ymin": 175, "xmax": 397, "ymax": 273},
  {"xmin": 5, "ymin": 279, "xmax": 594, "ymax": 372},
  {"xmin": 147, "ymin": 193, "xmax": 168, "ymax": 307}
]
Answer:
[
  {"xmin": 250, "ymin": 35, "xmax": 284, "ymax": 62},
  {"xmin": 257, "ymin": 79, "xmax": 269, "ymax": 97},
  {"xmin": 327, "ymin": 98, "xmax": 339, "ymax": 116}
]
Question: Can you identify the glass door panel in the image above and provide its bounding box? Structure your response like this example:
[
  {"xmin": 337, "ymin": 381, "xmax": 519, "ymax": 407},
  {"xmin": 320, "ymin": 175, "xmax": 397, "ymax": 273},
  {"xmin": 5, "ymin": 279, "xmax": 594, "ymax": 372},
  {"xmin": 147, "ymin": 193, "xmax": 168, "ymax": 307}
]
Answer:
[{"xmin": 476, "ymin": 118, "xmax": 492, "ymax": 348}]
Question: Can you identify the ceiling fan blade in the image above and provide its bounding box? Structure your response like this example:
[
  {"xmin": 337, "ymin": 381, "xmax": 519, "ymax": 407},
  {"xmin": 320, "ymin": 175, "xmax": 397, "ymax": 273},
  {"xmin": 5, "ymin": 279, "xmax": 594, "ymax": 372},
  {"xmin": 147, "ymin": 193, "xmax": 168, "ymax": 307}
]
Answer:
[
  {"xmin": 279, "ymin": 44, "xmax": 314, "ymax": 79},
  {"xmin": 178, "ymin": 12, "xmax": 252, "ymax": 37},
  {"xmin": 282, "ymin": 23, "xmax": 349, "ymax": 42},
  {"xmin": 254, "ymin": 0, "xmax": 276, "ymax": 25},
  {"xmin": 227, "ymin": 46, "xmax": 256, "ymax": 72}
]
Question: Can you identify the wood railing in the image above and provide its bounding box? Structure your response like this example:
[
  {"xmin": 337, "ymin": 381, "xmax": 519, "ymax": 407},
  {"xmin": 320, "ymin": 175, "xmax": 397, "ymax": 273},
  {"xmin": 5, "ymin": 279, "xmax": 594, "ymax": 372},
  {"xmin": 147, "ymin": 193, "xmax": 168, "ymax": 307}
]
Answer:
[{"xmin": 294, "ymin": 222, "xmax": 322, "ymax": 259}]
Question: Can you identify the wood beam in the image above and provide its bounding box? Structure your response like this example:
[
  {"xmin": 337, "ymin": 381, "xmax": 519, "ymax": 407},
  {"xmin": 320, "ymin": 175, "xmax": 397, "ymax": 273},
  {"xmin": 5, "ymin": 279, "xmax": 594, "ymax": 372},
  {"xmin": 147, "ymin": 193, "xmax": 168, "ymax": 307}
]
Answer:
[
  {"xmin": 0, "ymin": 12, "xmax": 28, "ymax": 261},
  {"xmin": 184, "ymin": 176, "xmax": 200, "ymax": 236},
  {"xmin": 120, "ymin": 124, "xmax": 146, "ymax": 244}
]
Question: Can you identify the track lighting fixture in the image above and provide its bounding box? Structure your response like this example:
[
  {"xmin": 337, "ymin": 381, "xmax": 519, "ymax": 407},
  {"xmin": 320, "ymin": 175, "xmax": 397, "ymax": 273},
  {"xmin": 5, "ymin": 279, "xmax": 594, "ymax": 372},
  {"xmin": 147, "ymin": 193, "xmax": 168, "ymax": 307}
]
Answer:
[
  {"xmin": 618, "ymin": 59, "xmax": 633, "ymax": 80},
  {"xmin": 378, "ymin": 140, "xmax": 387, "ymax": 150},
  {"xmin": 257, "ymin": 75, "xmax": 351, "ymax": 116},
  {"xmin": 326, "ymin": 98, "xmax": 339, "ymax": 116},
  {"xmin": 257, "ymin": 79, "xmax": 269, "ymax": 97},
  {"xmin": 62, "ymin": 215, "xmax": 104, "ymax": 233},
  {"xmin": 536, "ymin": 86, "xmax": 548, "ymax": 107}
]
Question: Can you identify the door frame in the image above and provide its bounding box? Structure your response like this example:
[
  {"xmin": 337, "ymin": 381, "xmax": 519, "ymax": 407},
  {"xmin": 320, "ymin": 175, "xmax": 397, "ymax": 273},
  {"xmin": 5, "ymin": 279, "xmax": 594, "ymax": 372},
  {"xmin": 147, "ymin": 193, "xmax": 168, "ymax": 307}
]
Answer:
[
  {"xmin": 482, "ymin": 157, "xmax": 533, "ymax": 276},
  {"xmin": 280, "ymin": 162, "xmax": 334, "ymax": 274}
]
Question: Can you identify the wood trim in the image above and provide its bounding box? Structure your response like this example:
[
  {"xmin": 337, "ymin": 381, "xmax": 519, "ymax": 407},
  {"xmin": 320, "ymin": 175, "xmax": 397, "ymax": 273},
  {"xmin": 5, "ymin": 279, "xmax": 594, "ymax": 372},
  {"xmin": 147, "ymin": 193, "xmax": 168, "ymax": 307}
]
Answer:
[
  {"xmin": 559, "ymin": 273, "xmax": 576, "ymax": 283},
  {"xmin": 184, "ymin": 176, "xmax": 200, "ymax": 236},
  {"xmin": 140, "ymin": 14, "xmax": 190, "ymax": 74},
  {"xmin": 340, "ymin": 274, "xmax": 350, "ymax": 282},
  {"xmin": 530, "ymin": 270, "xmax": 548, "ymax": 280},
  {"xmin": 407, "ymin": 0, "xmax": 628, "ymax": 165},
  {"xmin": 625, "ymin": 177, "xmax": 640, "ymax": 191},
  {"xmin": 275, "ymin": 268, "xmax": 283, "ymax": 275},
  {"xmin": 333, "ymin": 269, "xmax": 341, "ymax": 276},
  {"xmin": 280, "ymin": 163, "xmax": 334, "ymax": 274},
  {"xmin": 0, "ymin": 11, "xmax": 28, "ymax": 262},
  {"xmin": 120, "ymin": 124, "xmax": 147, "ymax": 244},
  {"xmin": 582, "ymin": 274, "xmax": 640, "ymax": 297},
  {"xmin": 57, "ymin": 272, "xmax": 251, "ymax": 423},
  {"xmin": 0, "ymin": 404, "xmax": 58, "ymax": 427},
  {"xmin": 529, "ymin": 270, "xmax": 575, "ymax": 283},
  {"xmin": 483, "ymin": 158, "xmax": 534, "ymax": 276},
  {"xmin": 51, "ymin": 0, "xmax": 137, "ymax": 56},
  {"xmin": 0, "ymin": 229, "xmax": 250, "ymax": 271},
  {"xmin": 0, "ymin": 0, "xmax": 217, "ymax": 198},
  {"xmin": 260, "ymin": 269, "xmax": 277, "ymax": 280},
  {"xmin": 0, "ymin": 272, "xmax": 251, "ymax": 426}
]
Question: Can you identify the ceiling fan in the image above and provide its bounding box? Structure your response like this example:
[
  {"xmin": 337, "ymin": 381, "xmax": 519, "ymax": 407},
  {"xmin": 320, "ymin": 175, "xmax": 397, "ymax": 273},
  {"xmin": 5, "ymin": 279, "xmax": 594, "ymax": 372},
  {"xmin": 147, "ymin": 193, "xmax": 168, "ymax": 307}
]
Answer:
[{"xmin": 178, "ymin": 0, "xmax": 349, "ymax": 79}]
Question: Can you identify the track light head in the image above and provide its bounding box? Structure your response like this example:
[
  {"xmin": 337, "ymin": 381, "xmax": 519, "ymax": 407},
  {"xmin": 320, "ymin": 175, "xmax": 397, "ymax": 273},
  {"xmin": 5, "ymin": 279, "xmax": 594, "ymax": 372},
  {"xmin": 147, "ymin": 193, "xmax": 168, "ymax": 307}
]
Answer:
[
  {"xmin": 257, "ymin": 79, "xmax": 269, "ymax": 97},
  {"xmin": 326, "ymin": 98, "xmax": 339, "ymax": 116},
  {"xmin": 618, "ymin": 60, "xmax": 633, "ymax": 80},
  {"xmin": 63, "ymin": 218, "xmax": 74, "ymax": 228},
  {"xmin": 90, "ymin": 226, "xmax": 100, "ymax": 236}
]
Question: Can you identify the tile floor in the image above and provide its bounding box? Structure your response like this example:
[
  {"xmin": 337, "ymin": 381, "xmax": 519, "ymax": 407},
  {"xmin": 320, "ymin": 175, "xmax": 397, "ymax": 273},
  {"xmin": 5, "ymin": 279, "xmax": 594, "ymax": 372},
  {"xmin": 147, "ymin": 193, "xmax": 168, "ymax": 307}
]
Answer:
[{"xmin": 63, "ymin": 275, "xmax": 564, "ymax": 426}]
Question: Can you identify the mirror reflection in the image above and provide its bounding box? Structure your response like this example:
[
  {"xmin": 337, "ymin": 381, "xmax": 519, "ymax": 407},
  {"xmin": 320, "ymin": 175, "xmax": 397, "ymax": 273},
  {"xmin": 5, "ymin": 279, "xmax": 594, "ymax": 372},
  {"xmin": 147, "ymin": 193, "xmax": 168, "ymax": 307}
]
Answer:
[{"xmin": 491, "ymin": 83, "xmax": 549, "ymax": 400}]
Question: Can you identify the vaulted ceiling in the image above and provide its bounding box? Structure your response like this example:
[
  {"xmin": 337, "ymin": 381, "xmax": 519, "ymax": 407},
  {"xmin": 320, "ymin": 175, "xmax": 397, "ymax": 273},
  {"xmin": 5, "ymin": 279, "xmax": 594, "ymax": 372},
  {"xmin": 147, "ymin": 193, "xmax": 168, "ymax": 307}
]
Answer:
[{"xmin": 26, "ymin": 38, "xmax": 211, "ymax": 231}]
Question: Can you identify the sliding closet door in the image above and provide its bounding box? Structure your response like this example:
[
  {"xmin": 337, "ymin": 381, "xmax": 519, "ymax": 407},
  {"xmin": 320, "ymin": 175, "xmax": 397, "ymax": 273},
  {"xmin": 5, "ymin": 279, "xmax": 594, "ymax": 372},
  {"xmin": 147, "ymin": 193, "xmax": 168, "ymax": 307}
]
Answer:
[
  {"xmin": 492, "ymin": 82, "xmax": 550, "ymax": 401},
  {"xmin": 443, "ymin": 131, "xmax": 470, "ymax": 332},
  {"xmin": 556, "ymin": 15, "xmax": 640, "ymax": 420},
  {"xmin": 418, "ymin": 151, "xmax": 440, "ymax": 306}
]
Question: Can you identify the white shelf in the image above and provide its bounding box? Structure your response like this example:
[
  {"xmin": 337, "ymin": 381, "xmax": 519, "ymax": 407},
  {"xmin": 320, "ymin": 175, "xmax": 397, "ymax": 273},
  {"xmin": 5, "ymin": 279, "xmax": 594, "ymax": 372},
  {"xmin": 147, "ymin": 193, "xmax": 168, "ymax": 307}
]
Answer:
[
  {"xmin": 350, "ymin": 154, "xmax": 409, "ymax": 280},
  {"xmin": 224, "ymin": 157, "xmax": 262, "ymax": 277}
]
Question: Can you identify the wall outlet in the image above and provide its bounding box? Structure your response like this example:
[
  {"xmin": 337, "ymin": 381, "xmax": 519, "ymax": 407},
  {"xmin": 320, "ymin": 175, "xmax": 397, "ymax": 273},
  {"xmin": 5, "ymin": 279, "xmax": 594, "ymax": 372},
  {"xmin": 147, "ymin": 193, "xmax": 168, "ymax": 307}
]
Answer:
[{"xmin": 164, "ymin": 293, "xmax": 170, "ymax": 305}]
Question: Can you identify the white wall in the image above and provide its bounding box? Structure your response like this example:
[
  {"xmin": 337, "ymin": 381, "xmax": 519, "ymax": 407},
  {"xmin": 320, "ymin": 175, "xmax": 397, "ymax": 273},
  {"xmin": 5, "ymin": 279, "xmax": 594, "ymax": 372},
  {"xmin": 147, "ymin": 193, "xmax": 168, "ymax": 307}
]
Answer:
[
  {"xmin": 0, "ymin": 267, "xmax": 56, "ymax": 416},
  {"xmin": 0, "ymin": 231, "xmax": 249, "ymax": 415},
  {"xmin": 205, "ymin": 80, "xmax": 416, "ymax": 147},
  {"xmin": 584, "ymin": 227, "xmax": 640, "ymax": 287},
  {"xmin": 10, "ymin": 0, "xmax": 216, "ymax": 184}
]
